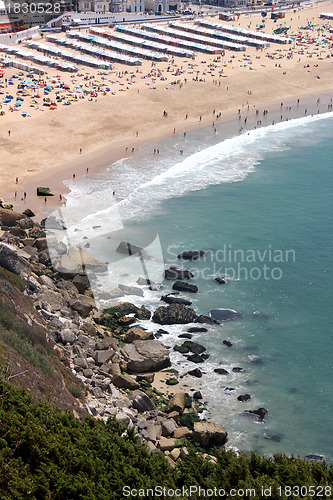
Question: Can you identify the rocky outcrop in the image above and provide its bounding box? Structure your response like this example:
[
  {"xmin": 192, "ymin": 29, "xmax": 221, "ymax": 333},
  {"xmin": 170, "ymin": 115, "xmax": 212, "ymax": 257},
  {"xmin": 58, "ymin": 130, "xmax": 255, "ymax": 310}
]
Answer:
[
  {"xmin": 112, "ymin": 373, "xmax": 139, "ymax": 390},
  {"xmin": 245, "ymin": 408, "xmax": 268, "ymax": 421},
  {"xmin": 152, "ymin": 303, "xmax": 197, "ymax": 325},
  {"xmin": 166, "ymin": 393, "xmax": 185, "ymax": 414},
  {"xmin": 192, "ymin": 421, "xmax": 228, "ymax": 447},
  {"xmin": 121, "ymin": 340, "xmax": 170, "ymax": 373}
]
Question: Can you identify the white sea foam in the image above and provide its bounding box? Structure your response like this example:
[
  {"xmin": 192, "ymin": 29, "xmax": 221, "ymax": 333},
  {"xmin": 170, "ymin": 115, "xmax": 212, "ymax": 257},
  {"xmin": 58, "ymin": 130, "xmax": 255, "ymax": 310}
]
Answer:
[{"xmin": 65, "ymin": 112, "xmax": 333, "ymax": 226}]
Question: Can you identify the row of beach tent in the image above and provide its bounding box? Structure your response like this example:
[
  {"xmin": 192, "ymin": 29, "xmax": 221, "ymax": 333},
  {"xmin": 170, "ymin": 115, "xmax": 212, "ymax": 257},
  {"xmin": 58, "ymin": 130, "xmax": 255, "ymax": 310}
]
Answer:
[
  {"xmin": 169, "ymin": 21, "xmax": 270, "ymax": 49},
  {"xmin": 196, "ymin": 19, "xmax": 290, "ymax": 44},
  {"xmin": 139, "ymin": 24, "xmax": 223, "ymax": 54},
  {"xmin": 0, "ymin": 53, "xmax": 45, "ymax": 74},
  {"xmin": 25, "ymin": 40, "xmax": 111, "ymax": 70},
  {"xmin": 46, "ymin": 34, "xmax": 142, "ymax": 66},
  {"xmin": 87, "ymin": 28, "xmax": 168, "ymax": 62},
  {"xmin": 109, "ymin": 28, "xmax": 195, "ymax": 59},
  {"xmin": 0, "ymin": 44, "xmax": 78, "ymax": 72}
]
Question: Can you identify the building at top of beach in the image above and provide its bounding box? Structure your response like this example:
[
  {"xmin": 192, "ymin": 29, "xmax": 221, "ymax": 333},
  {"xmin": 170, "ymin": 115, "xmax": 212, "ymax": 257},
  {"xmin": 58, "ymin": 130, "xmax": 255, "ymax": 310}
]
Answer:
[{"xmin": 144, "ymin": 0, "xmax": 181, "ymax": 14}]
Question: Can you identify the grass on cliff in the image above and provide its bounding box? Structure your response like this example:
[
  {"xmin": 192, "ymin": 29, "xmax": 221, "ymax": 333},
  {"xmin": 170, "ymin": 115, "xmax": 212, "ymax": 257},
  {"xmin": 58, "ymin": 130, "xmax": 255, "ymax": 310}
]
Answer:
[
  {"xmin": 0, "ymin": 380, "xmax": 332, "ymax": 500},
  {"xmin": 0, "ymin": 298, "xmax": 54, "ymax": 376}
]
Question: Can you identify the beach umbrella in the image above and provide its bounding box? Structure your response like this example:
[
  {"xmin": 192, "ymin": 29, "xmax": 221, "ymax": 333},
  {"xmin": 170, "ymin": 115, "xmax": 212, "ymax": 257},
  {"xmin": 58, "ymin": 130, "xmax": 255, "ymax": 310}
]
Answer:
[{"xmin": 16, "ymin": 97, "xmax": 24, "ymax": 101}]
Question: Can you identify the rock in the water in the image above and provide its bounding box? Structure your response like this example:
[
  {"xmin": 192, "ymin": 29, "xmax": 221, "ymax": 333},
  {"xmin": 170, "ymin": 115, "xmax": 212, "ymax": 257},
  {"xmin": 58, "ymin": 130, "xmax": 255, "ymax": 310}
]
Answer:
[
  {"xmin": 195, "ymin": 315, "xmax": 218, "ymax": 325},
  {"xmin": 237, "ymin": 394, "xmax": 251, "ymax": 402},
  {"xmin": 174, "ymin": 345, "xmax": 190, "ymax": 354},
  {"xmin": 223, "ymin": 340, "xmax": 233, "ymax": 347},
  {"xmin": 264, "ymin": 433, "xmax": 282, "ymax": 442},
  {"xmin": 214, "ymin": 368, "xmax": 229, "ymax": 375},
  {"xmin": 187, "ymin": 368, "xmax": 202, "ymax": 378},
  {"xmin": 161, "ymin": 294, "xmax": 192, "ymax": 306},
  {"xmin": 172, "ymin": 281, "xmax": 198, "ymax": 293},
  {"xmin": 232, "ymin": 367, "xmax": 245, "ymax": 373},
  {"xmin": 192, "ymin": 421, "xmax": 227, "ymax": 447},
  {"xmin": 304, "ymin": 454, "xmax": 324, "ymax": 462},
  {"xmin": 187, "ymin": 327, "xmax": 207, "ymax": 333},
  {"xmin": 178, "ymin": 333, "xmax": 193, "ymax": 339},
  {"xmin": 245, "ymin": 408, "xmax": 268, "ymax": 421},
  {"xmin": 209, "ymin": 309, "xmax": 241, "ymax": 322},
  {"xmin": 134, "ymin": 305, "xmax": 151, "ymax": 320},
  {"xmin": 164, "ymin": 266, "xmax": 194, "ymax": 281},
  {"xmin": 124, "ymin": 327, "xmax": 153, "ymax": 343},
  {"xmin": 116, "ymin": 241, "xmax": 145, "ymax": 256},
  {"xmin": 193, "ymin": 391, "xmax": 203, "ymax": 400},
  {"xmin": 187, "ymin": 354, "xmax": 204, "ymax": 364},
  {"xmin": 248, "ymin": 354, "xmax": 263, "ymax": 364},
  {"xmin": 177, "ymin": 250, "xmax": 205, "ymax": 260},
  {"xmin": 181, "ymin": 340, "xmax": 206, "ymax": 355},
  {"xmin": 152, "ymin": 303, "xmax": 197, "ymax": 325},
  {"xmin": 112, "ymin": 373, "xmax": 139, "ymax": 390},
  {"xmin": 118, "ymin": 284, "xmax": 144, "ymax": 297},
  {"xmin": 121, "ymin": 340, "xmax": 170, "ymax": 373},
  {"xmin": 215, "ymin": 277, "xmax": 227, "ymax": 284}
]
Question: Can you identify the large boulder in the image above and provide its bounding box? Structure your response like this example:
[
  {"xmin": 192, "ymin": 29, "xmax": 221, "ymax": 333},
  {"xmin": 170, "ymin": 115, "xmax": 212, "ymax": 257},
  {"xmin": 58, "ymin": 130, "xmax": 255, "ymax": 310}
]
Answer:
[
  {"xmin": 124, "ymin": 327, "xmax": 153, "ymax": 343},
  {"xmin": 103, "ymin": 302, "xmax": 138, "ymax": 316},
  {"xmin": 52, "ymin": 254, "xmax": 82, "ymax": 276},
  {"xmin": 68, "ymin": 247, "xmax": 108, "ymax": 273},
  {"xmin": 0, "ymin": 208, "xmax": 26, "ymax": 227},
  {"xmin": 129, "ymin": 390, "xmax": 157, "ymax": 412},
  {"xmin": 172, "ymin": 281, "xmax": 198, "ymax": 293},
  {"xmin": 69, "ymin": 295, "xmax": 96, "ymax": 317},
  {"xmin": 166, "ymin": 393, "xmax": 185, "ymax": 414},
  {"xmin": 0, "ymin": 243, "xmax": 32, "ymax": 277},
  {"xmin": 192, "ymin": 421, "xmax": 228, "ymax": 447},
  {"xmin": 112, "ymin": 373, "xmax": 139, "ymax": 390},
  {"xmin": 72, "ymin": 274, "xmax": 89, "ymax": 294},
  {"xmin": 152, "ymin": 303, "xmax": 197, "ymax": 325},
  {"xmin": 121, "ymin": 340, "xmax": 170, "ymax": 373}
]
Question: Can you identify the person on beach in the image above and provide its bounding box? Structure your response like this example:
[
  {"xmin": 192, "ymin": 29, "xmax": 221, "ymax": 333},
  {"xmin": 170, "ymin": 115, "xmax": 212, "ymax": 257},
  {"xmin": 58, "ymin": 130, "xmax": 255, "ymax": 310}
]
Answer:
[
  {"xmin": 15, "ymin": 177, "xmax": 18, "ymax": 184},
  {"xmin": 8, "ymin": 131, "xmax": 10, "ymax": 137},
  {"xmin": 73, "ymin": 174, "xmax": 76, "ymax": 179},
  {"xmin": 80, "ymin": 148, "xmax": 82, "ymax": 154},
  {"xmin": 86, "ymin": 168, "xmax": 89, "ymax": 174},
  {"xmin": 23, "ymin": 192, "xmax": 26, "ymax": 200},
  {"xmin": 44, "ymin": 197, "xmax": 47, "ymax": 204}
]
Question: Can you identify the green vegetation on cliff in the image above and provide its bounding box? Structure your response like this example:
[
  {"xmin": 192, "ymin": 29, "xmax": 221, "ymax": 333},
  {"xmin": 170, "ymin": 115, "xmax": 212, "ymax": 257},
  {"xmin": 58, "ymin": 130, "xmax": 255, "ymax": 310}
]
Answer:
[{"xmin": 0, "ymin": 381, "xmax": 332, "ymax": 500}]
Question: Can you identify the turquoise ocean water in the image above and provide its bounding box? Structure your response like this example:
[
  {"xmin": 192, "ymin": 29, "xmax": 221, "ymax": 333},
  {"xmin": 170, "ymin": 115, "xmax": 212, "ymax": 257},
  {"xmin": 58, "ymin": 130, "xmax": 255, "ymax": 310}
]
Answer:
[{"xmin": 63, "ymin": 106, "xmax": 333, "ymax": 461}]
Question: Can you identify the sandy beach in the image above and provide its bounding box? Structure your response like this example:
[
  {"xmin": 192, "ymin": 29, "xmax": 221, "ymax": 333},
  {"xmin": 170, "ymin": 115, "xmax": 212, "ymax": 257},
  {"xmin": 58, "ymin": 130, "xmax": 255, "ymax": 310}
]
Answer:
[{"xmin": 0, "ymin": 0, "xmax": 332, "ymax": 217}]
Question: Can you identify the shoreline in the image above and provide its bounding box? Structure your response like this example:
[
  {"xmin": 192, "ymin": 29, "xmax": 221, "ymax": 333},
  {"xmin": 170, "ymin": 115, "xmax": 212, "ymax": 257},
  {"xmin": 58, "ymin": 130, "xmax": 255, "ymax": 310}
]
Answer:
[{"xmin": 9, "ymin": 86, "xmax": 333, "ymax": 221}]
